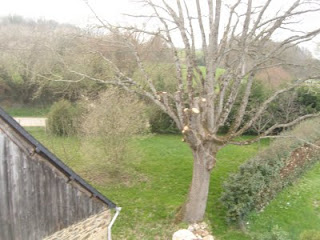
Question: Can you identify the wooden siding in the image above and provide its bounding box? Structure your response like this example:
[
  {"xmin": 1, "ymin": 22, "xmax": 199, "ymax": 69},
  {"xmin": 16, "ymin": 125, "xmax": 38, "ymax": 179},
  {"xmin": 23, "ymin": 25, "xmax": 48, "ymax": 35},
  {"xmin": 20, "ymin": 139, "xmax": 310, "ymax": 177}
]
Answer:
[{"xmin": 0, "ymin": 120, "xmax": 107, "ymax": 240}]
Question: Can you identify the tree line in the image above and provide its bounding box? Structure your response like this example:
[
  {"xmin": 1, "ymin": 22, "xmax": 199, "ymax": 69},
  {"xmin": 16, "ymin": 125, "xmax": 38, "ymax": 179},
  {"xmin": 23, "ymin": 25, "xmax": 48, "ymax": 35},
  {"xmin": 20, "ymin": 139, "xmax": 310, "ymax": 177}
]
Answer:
[{"xmin": 0, "ymin": 16, "xmax": 319, "ymax": 135}]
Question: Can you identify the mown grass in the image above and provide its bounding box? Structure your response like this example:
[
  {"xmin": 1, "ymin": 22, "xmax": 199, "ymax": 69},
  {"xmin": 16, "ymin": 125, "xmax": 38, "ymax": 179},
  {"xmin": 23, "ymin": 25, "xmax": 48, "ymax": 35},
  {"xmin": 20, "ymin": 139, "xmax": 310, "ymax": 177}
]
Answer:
[
  {"xmin": 25, "ymin": 127, "xmax": 320, "ymax": 240},
  {"xmin": 247, "ymin": 161, "xmax": 320, "ymax": 239},
  {"xmin": 3, "ymin": 106, "xmax": 50, "ymax": 117}
]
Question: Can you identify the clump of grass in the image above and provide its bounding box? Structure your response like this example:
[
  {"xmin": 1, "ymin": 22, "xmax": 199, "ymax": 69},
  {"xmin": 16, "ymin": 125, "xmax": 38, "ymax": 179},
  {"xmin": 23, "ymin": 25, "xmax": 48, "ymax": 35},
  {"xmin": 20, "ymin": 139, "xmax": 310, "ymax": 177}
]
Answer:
[{"xmin": 300, "ymin": 230, "xmax": 320, "ymax": 240}]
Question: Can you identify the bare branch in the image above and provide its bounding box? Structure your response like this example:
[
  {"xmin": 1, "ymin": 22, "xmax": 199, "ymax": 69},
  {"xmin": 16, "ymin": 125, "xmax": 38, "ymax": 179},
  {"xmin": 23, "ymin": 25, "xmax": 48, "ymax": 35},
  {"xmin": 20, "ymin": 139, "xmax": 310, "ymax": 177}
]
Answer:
[
  {"xmin": 230, "ymin": 112, "xmax": 320, "ymax": 146},
  {"xmin": 235, "ymin": 81, "xmax": 320, "ymax": 138}
]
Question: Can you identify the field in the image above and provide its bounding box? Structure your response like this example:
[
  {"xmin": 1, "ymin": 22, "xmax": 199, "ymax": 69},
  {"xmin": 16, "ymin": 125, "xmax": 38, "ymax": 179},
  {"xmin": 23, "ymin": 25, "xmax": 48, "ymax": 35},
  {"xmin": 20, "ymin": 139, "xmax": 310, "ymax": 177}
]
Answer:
[{"xmin": 24, "ymin": 127, "xmax": 320, "ymax": 240}]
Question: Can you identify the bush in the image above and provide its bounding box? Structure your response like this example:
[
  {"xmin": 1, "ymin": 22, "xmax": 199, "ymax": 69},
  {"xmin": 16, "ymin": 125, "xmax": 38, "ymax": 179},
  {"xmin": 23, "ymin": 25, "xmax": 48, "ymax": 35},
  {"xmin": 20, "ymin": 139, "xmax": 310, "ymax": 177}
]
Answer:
[
  {"xmin": 297, "ymin": 86, "xmax": 320, "ymax": 113},
  {"xmin": 148, "ymin": 107, "xmax": 180, "ymax": 134},
  {"xmin": 221, "ymin": 118, "xmax": 320, "ymax": 225},
  {"xmin": 300, "ymin": 230, "xmax": 320, "ymax": 240},
  {"xmin": 47, "ymin": 100, "xmax": 78, "ymax": 136},
  {"xmin": 78, "ymin": 88, "xmax": 148, "ymax": 184}
]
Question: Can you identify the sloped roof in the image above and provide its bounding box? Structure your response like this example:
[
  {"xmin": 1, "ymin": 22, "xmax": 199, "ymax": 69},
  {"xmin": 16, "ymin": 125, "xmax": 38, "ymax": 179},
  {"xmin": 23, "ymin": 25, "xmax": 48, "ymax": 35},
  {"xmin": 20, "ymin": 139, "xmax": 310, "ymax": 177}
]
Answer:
[{"xmin": 0, "ymin": 106, "xmax": 116, "ymax": 209}]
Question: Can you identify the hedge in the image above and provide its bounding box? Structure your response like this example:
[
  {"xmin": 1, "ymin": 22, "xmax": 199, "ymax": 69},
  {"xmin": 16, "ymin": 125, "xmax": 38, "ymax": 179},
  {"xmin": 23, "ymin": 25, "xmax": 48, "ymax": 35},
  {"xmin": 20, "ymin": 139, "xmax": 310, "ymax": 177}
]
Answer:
[{"xmin": 221, "ymin": 118, "xmax": 320, "ymax": 225}]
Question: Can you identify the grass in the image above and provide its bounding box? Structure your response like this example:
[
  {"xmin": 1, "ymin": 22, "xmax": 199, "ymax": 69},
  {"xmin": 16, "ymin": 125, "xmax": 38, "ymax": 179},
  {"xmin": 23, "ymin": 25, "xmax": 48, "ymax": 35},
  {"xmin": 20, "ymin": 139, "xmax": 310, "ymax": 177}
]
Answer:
[
  {"xmin": 247, "ymin": 161, "xmax": 320, "ymax": 239},
  {"xmin": 25, "ymin": 127, "xmax": 320, "ymax": 240},
  {"xmin": 3, "ymin": 106, "xmax": 50, "ymax": 117}
]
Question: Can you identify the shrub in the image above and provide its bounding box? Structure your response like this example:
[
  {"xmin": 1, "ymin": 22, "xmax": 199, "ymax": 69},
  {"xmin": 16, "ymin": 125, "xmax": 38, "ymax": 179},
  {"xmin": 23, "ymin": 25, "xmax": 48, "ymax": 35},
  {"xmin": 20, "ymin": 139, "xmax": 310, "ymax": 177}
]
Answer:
[
  {"xmin": 47, "ymin": 99, "xmax": 78, "ymax": 136},
  {"xmin": 148, "ymin": 107, "xmax": 180, "ymax": 134},
  {"xmin": 78, "ymin": 88, "xmax": 148, "ymax": 184},
  {"xmin": 221, "ymin": 118, "xmax": 320, "ymax": 225},
  {"xmin": 297, "ymin": 86, "xmax": 320, "ymax": 113},
  {"xmin": 300, "ymin": 230, "xmax": 320, "ymax": 240}
]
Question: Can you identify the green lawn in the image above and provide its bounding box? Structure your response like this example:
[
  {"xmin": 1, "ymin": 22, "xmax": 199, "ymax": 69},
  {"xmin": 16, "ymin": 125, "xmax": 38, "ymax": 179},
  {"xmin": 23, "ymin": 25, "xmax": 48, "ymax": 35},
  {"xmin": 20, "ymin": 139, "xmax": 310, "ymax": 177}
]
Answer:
[
  {"xmin": 3, "ymin": 106, "xmax": 50, "ymax": 117},
  {"xmin": 25, "ymin": 127, "xmax": 320, "ymax": 240},
  {"xmin": 247, "ymin": 161, "xmax": 320, "ymax": 240}
]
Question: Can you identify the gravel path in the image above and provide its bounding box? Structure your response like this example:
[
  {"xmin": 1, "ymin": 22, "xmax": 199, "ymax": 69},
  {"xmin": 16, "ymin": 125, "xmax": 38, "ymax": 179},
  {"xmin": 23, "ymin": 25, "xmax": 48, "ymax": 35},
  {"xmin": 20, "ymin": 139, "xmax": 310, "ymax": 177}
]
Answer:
[{"xmin": 14, "ymin": 117, "xmax": 47, "ymax": 127}]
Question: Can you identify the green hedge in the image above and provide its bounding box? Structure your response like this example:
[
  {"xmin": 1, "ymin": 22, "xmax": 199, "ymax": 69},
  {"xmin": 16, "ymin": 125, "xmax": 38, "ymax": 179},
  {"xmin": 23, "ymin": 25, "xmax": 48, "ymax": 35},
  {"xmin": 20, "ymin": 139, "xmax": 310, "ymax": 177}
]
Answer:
[{"xmin": 221, "ymin": 118, "xmax": 320, "ymax": 225}]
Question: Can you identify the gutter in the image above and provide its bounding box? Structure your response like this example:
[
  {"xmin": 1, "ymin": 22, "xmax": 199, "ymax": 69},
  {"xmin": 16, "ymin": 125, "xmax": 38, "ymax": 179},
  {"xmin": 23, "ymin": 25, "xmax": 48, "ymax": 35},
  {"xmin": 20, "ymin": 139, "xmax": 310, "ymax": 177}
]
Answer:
[{"xmin": 108, "ymin": 207, "xmax": 122, "ymax": 240}]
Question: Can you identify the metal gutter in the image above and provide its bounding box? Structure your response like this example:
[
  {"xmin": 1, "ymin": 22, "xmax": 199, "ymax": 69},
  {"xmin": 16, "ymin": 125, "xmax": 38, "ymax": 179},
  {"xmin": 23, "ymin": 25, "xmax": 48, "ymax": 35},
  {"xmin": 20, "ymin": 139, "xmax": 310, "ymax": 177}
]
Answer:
[
  {"xmin": 0, "ymin": 106, "xmax": 116, "ymax": 209},
  {"xmin": 108, "ymin": 207, "xmax": 122, "ymax": 240}
]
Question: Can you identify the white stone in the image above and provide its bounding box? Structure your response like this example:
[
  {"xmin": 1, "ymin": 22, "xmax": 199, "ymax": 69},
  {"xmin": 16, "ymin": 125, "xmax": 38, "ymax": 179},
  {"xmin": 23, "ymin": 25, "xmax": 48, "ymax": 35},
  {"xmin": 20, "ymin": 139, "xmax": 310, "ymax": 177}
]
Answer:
[
  {"xmin": 187, "ymin": 225, "xmax": 195, "ymax": 232},
  {"xmin": 199, "ymin": 222, "xmax": 208, "ymax": 229},
  {"xmin": 172, "ymin": 229, "xmax": 197, "ymax": 240},
  {"xmin": 203, "ymin": 235, "xmax": 214, "ymax": 240},
  {"xmin": 190, "ymin": 223, "xmax": 200, "ymax": 231}
]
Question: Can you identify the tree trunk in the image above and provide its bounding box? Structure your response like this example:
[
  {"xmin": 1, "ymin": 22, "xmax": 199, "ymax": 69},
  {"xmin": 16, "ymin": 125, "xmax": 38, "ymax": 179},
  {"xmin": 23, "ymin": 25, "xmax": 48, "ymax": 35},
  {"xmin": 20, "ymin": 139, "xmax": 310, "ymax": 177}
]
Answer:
[{"xmin": 182, "ymin": 144, "xmax": 217, "ymax": 223}]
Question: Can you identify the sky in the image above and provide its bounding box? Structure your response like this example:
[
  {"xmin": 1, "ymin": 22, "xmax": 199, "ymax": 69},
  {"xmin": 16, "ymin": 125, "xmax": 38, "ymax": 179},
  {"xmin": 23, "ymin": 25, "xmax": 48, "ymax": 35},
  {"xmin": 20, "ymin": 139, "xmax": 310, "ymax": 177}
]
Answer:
[
  {"xmin": 0, "ymin": 0, "xmax": 319, "ymax": 57},
  {"xmin": 0, "ymin": 0, "xmax": 136, "ymax": 26}
]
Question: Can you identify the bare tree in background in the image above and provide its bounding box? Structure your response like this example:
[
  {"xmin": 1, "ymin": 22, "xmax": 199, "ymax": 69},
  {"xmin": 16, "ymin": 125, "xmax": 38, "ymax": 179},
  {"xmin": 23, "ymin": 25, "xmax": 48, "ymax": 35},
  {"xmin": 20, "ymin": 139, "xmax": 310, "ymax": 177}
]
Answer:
[{"xmin": 67, "ymin": 0, "xmax": 320, "ymax": 223}]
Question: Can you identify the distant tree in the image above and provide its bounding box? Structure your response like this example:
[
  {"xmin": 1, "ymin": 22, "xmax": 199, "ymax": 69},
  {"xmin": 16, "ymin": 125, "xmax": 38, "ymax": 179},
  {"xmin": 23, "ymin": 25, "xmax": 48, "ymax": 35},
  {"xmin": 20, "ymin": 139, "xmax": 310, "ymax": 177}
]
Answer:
[{"xmin": 0, "ymin": 16, "xmax": 108, "ymax": 104}]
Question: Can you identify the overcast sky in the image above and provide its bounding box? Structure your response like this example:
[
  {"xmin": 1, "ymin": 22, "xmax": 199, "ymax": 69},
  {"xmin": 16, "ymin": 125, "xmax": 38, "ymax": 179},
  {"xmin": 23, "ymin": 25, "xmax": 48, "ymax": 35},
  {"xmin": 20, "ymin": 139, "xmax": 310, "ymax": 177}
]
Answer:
[
  {"xmin": 1, "ymin": 0, "xmax": 319, "ymax": 57},
  {"xmin": 0, "ymin": 0, "xmax": 135, "ymax": 26}
]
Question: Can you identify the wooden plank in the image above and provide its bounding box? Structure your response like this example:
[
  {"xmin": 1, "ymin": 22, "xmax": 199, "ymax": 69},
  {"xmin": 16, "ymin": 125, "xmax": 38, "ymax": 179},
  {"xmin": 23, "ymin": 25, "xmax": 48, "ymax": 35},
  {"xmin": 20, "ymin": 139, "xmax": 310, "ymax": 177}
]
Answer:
[
  {"xmin": 6, "ymin": 138, "xmax": 16, "ymax": 240},
  {"xmin": 23, "ymin": 154, "xmax": 37, "ymax": 239},
  {"xmin": 43, "ymin": 164, "xmax": 50, "ymax": 235},
  {"xmin": 0, "ymin": 134, "xmax": 11, "ymax": 240},
  {"xmin": 39, "ymin": 161, "xmax": 46, "ymax": 237},
  {"xmin": 18, "ymin": 149, "xmax": 30, "ymax": 239},
  {"xmin": 50, "ymin": 170, "xmax": 59, "ymax": 234},
  {"xmin": 9, "ymin": 140, "xmax": 23, "ymax": 240},
  {"xmin": 57, "ymin": 176, "xmax": 64, "ymax": 230},
  {"xmin": 34, "ymin": 160, "xmax": 42, "ymax": 238}
]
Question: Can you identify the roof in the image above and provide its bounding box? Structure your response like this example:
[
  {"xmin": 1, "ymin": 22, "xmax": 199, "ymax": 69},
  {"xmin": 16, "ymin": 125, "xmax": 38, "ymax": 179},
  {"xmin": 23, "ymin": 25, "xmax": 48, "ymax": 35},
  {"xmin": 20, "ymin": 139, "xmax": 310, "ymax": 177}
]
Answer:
[{"xmin": 0, "ymin": 106, "xmax": 116, "ymax": 209}]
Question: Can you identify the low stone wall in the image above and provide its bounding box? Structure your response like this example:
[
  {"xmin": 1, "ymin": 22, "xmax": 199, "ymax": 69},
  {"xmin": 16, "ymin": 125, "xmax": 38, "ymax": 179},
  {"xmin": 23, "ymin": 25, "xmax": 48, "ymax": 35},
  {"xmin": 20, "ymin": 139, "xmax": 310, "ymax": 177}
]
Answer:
[{"xmin": 43, "ymin": 210, "xmax": 111, "ymax": 240}]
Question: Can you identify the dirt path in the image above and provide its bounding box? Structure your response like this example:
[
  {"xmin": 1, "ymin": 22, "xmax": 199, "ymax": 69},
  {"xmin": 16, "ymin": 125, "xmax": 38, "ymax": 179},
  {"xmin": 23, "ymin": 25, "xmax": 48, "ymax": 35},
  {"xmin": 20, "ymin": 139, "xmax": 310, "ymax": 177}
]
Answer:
[{"xmin": 14, "ymin": 117, "xmax": 47, "ymax": 127}]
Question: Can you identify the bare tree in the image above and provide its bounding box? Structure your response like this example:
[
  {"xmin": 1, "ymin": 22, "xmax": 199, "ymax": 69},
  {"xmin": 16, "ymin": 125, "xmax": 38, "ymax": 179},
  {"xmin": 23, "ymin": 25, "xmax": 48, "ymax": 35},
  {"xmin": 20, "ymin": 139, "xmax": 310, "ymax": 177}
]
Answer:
[{"xmin": 63, "ymin": 0, "xmax": 320, "ymax": 223}]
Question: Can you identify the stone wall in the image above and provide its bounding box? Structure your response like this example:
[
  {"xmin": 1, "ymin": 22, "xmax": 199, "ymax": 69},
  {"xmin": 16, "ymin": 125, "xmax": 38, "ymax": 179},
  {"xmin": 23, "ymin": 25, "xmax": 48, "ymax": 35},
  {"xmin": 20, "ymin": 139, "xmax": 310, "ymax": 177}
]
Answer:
[{"xmin": 44, "ymin": 210, "xmax": 111, "ymax": 240}]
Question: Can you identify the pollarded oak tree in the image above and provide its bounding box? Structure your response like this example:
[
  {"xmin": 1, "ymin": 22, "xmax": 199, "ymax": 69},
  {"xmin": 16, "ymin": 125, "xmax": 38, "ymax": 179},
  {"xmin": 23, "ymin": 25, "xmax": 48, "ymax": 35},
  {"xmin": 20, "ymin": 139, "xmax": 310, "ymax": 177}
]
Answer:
[{"xmin": 71, "ymin": 0, "xmax": 320, "ymax": 223}]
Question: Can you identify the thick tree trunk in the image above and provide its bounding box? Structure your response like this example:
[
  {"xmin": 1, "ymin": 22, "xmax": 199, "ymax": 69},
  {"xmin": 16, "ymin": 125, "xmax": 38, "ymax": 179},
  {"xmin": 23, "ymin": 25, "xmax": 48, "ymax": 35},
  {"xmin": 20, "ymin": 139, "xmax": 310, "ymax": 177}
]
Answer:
[{"xmin": 182, "ymin": 144, "xmax": 217, "ymax": 223}]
